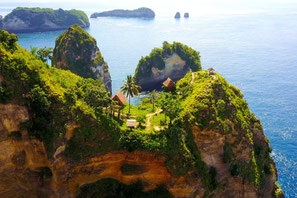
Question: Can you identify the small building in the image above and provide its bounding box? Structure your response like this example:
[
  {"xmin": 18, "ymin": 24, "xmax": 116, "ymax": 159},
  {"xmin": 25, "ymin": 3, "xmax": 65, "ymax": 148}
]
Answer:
[
  {"xmin": 163, "ymin": 77, "xmax": 176, "ymax": 90},
  {"xmin": 112, "ymin": 91, "xmax": 127, "ymax": 107},
  {"xmin": 127, "ymin": 119, "xmax": 138, "ymax": 129},
  {"xmin": 208, "ymin": 67, "xmax": 215, "ymax": 75}
]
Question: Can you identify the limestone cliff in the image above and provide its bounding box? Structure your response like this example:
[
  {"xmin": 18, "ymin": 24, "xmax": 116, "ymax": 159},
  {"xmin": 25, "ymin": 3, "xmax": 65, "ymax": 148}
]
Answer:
[
  {"xmin": 0, "ymin": 7, "xmax": 89, "ymax": 33},
  {"xmin": 0, "ymin": 30, "xmax": 284, "ymax": 197},
  {"xmin": 134, "ymin": 41, "xmax": 201, "ymax": 91},
  {"xmin": 91, "ymin": 7, "xmax": 155, "ymax": 19},
  {"xmin": 52, "ymin": 24, "xmax": 112, "ymax": 93}
]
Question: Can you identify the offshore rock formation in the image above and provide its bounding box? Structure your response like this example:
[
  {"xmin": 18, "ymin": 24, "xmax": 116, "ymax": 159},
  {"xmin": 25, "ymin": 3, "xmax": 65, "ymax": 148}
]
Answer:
[
  {"xmin": 91, "ymin": 7, "xmax": 155, "ymax": 19},
  {"xmin": 184, "ymin": 13, "xmax": 189, "ymax": 18},
  {"xmin": 175, "ymin": 12, "xmax": 181, "ymax": 18},
  {"xmin": 0, "ymin": 30, "xmax": 283, "ymax": 197},
  {"xmin": 0, "ymin": 7, "xmax": 89, "ymax": 33},
  {"xmin": 52, "ymin": 24, "xmax": 112, "ymax": 93},
  {"xmin": 134, "ymin": 41, "xmax": 201, "ymax": 91}
]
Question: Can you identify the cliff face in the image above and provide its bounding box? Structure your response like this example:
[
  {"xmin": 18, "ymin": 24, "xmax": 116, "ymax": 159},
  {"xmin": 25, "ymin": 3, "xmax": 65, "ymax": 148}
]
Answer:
[
  {"xmin": 0, "ymin": 7, "xmax": 89, "ymax": 33},
  {"xmin": 134, "ymin": 41, "xmax": 201, "ymax": 91},
  {"xmin": 0, "ymin": 30, "xmax": 283, "ymax": 198},
  {"xmin": 52, "ymin": 24, "xmax": 112, "ymax": 93},
  {"xmin": 91, "ymin": 7, "xmax": 155, "ymax": 18}
]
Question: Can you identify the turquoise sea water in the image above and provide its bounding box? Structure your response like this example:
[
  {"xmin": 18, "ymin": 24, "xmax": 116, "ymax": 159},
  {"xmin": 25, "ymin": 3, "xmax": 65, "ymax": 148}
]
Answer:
[{"xmin": 1, "ymin": 6, "xmax": 297, "ymax": 197}]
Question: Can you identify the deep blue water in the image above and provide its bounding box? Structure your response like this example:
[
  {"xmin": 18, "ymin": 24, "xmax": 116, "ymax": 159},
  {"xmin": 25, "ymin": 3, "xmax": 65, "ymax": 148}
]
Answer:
[{"xmin": 1, "ymin": 7, "xmax": 297, "ymax": 197}]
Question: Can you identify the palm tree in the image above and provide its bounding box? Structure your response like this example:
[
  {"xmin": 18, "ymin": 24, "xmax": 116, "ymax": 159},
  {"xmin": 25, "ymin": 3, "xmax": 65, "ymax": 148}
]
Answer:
[
  {"xmin": 121, "ymin": 75, "xmax": 141, "ymax": 114},
  {"xmin": 150, "ymin": 90, "xmax": 158, "ymax": 112}
]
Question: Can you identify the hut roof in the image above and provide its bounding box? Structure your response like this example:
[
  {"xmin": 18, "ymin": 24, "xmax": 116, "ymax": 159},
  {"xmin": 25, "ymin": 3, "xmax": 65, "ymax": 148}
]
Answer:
[
  {"xmin": 208, "ymin": 67, "xmax": 215, "ymax": 71},
  {"xmin": 112, "ymin": 91, "xmax": 127, "ymax": 107},
  {"xmin": 163, "ymin": 77, "xmax": 176, "ymax": 89},
  {"xmin": 127, "ymin": 119, "xmax": 138, "ymax": 128}
]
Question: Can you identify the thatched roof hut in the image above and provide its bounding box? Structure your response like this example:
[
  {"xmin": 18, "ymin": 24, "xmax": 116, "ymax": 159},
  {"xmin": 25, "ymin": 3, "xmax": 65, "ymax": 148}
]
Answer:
[
  {"xmin": 127, "ymin": 119, "xmax": 138, "ymax": 129},
  {"xmin": 112, "ymin": 91, "xmax": 127, "ymax": 107},
  {"xmin": 163, "ymin": 77, "xmax": 176, "ymax": 90},
  {"xmin": 208, "ymin": 67, "xmax": 215, "ymax": 75}
]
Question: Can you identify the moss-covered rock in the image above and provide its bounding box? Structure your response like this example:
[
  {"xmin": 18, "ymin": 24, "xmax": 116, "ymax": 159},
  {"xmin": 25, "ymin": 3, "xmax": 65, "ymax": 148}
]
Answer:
[
  {"xmin": 52, "ymin": 24, "xmax": 112, "ymax": 93},
  {"xmin": 0, "ymin": 7, "xmax": 89, "ymax": 33},
  {"xmin": 134, "ymin": 41, "xmax": 201, "ymax": 91}
]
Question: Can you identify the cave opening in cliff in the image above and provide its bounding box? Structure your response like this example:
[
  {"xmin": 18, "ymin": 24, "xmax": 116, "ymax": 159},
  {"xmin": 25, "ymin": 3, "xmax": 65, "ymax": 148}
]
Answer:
[{"xmin": 76, "ymin": 178, "xmax": 173, "ymax": 198}]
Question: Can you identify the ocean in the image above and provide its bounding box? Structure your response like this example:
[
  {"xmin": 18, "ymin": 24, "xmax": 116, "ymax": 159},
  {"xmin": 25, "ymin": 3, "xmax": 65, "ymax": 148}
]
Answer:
[{"xmin": 1, "ymin": 6, "xmax": 297, "ymax": 197}]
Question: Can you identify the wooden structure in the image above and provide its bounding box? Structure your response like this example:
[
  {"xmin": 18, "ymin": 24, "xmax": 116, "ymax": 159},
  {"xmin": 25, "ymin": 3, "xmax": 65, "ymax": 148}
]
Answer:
[
  {"xmin": 127, "ymin": 119, "xmax": 138, "ymax": 129},
  {"xmin": 112, "ymin": 91, "xmax": 127, "ymax": 107},
  {"xmin": 163, "ymin": 77, "xmax": 176, "ymax": 90},
  {"xmin": 208, "ymin": 67, "xmax": 215, "ymax": 75}
]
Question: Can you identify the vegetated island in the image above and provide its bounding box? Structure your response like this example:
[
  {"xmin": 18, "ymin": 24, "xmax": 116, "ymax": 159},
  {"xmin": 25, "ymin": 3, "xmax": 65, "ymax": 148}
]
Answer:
[
  {"xmin": 0, "ymin": 7, "xmax": 90, "ymax": 33},
  {"xmin": 52, "ymin": 24, "xmax": 112, "ymax": 93},
  {"xmin": 90, "ymin": 7, "xmax": 155, "ymax": 19},
  {"xmin": 134, "ymin": 41, "xmax": 201, "ymax": 91},
  {"xmin": 0, "ymin": 29, "xmax": 284, "ymax": 197}
]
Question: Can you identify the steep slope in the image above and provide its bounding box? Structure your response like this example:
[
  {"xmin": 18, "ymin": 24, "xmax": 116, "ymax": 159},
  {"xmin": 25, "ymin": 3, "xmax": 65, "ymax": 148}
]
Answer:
[
  {"xmin": 0, "ymin": 7, "xmax": 89, "ymax": 33},
  {"xmin": 52, "ymin": 24, "xmax": 112, "ymax": 93},
  {"xmin": 134, "ymin": 41, "xmax": 202, "ymax": 91},
  {"xmin": 0, "ymin": 30, "xmax": 283, "ymax": 198}
]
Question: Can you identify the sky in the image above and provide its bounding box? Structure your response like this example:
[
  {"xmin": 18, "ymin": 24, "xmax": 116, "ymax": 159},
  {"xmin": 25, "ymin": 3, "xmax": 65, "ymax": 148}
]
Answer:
[{"xmin": 0, "ymin": 0, "xmax": 296, "ymax": 16}]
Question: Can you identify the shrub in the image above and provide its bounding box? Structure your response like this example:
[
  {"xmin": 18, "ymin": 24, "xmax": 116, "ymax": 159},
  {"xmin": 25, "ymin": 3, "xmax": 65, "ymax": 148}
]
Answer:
[{"xmin": 0, "ymin": 83, "xmax": 11, "ymax": 103}]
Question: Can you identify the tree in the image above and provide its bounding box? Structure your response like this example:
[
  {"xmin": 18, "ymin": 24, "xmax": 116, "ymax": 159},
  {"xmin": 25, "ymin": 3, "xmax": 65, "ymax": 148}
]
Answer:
[
  {"xmin": 136, "ymin": 114, "xmax": 146, "ymax": 127},
  {"xmin": 157, "ymin": 93, "xmax": 182, "ymax": 125},
  {"xmin": 30, "ymin": 46, "xmax": 53, "ymax": 63},
  {"xmin": 120, "ymin": 75, "xmax": 141, "ymax": 114},
  {"xmin": 150, "ymin": 90, "xmax": 158, "ymax": 112}
]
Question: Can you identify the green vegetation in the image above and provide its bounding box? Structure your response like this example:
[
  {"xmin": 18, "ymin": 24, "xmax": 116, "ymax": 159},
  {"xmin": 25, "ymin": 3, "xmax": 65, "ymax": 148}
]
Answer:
[
  {"xmin": 0, "ymin": 30, "xmax": 113, "ymax": 158},
  {"xmin": 134, "ymin": 41, "xmax": 201, "ymax": 82},
  {"xmin": 0, "ymin": 82, "xmax": 11, "ymax": 103},
  {"xmin": 121, "ymin": 75, "xmax": 141, "ymax": 114},
  {"xmin": 52, "ymin": 24, "xmax": 110, "ymax": 92},
  {"xmin": 30, "ymin": 46, "xmax": 53, "ymax": 63},
  {"xmin": 6, "ymin": 7, "xmax": 89, "ymax": 28},
  {"xmin": 272, "ymin": 182, "xmax": 284, "ymax": 198},
  {"xmin": 77, "ymin": 178, "xmax": 173, "ymax": 198},
  {"xmin": 1, "ymin": 30, "xmax": 279, "ymax": 195}
]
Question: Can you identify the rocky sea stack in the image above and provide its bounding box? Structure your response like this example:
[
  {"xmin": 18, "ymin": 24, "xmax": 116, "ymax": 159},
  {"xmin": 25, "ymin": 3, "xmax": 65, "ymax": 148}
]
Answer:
[
  {"xmin": 134, "ymin": 41, "xmax": 201, "ymax": 91},
  {"xmin": 52, "ymin": 24, "xmax": 112, "ymax": 93},
  {"xmin": 175, "ymin": 12, "xmax": 181, "ymax": 18},
  {"xmin": 184, "ymin": 12, "xmax": 189, "ymax": 18},
  {"xmin": 0, "ymin": 7, "xmax": 89, "ymax": 33},
  {"xmin": 91, "ymin": 7, "xmax": 155, "ymax": 19}
]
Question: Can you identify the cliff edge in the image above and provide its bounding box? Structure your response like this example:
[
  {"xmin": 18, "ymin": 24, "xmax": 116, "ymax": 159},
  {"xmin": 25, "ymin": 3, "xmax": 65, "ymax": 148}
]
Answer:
[{"xmin": 0, "ymin": 30, "xmax": 284, "ymax": 198}]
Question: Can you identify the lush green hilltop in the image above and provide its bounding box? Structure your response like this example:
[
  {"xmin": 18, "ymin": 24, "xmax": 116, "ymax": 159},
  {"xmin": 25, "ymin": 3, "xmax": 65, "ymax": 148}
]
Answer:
[
  {"xmin": 134, "ymin": 41, "xmax": 202, "ymax": 91},
  {"xmin": 0, "ymin": 30, "xmax": 111, "ymax": 156},
  {"xmin": 0, "ymin": 7, "xmax": 89, "ymax": 33},
  {"xmin": 0, "ymin": 30, "xmax": 283, "ymax": 197},
  {"xmin": 52, "ymin": 24, "xmax": 112, "ymax": 93}
]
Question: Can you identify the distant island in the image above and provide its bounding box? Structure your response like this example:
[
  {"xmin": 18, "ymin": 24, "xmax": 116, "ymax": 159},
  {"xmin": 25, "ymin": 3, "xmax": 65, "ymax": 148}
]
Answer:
[
  {"xmin": 90, "ymin": 7, "xmax": 155, "ymax": 18},
  {"xmin": 175, "ymin": 12, "xmax": 181, "ymax": 18},
  {"xmin": 184, "ymin": 12, "xmax": 189, "ymax": 18},
  {"xmin": 0, "ymin": 7, "xmax": 90, "ymax": 33}
]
